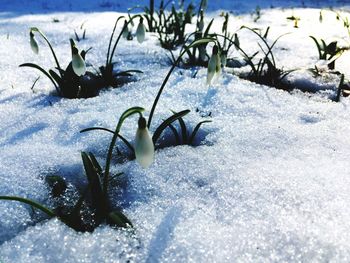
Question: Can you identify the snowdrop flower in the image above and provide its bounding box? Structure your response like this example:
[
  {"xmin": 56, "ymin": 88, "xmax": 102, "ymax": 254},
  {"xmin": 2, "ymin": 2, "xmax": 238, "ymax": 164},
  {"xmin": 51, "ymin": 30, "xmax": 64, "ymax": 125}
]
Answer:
[
  {"xmin": 207, "ymin": 45, "xmax": 220, "ymax": 85},
  {"xmin": 30, "ymin": 31, "xmax": 39, "ymax": 54},
  {"xmin": 70, "ymin": 39, "xmax": 86, "ymax": 76},
  {"xmin": 135, "ymin": 116, "xmax": 154, "ymax": 168},
  {"xmin": 136, "ymin": 17, "xmax": 146, "ymax": 44}
]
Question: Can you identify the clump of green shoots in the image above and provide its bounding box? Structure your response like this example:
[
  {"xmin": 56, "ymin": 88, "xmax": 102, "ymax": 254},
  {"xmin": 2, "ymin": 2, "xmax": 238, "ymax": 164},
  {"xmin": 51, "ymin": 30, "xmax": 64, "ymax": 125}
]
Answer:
[
  {"xmin": 96, "ymin": 16, "xmax": 143, "ymax": 87},
  {"xmin": 154, "ymin": 0, "xmax": 203, "ymax": 50},
  {"xmin": 74, "ymin": 21, "xmax": 87, "ymax": 42},
  {"xmin": 0, "ymin": 106, "xmax": 152, "ymax": 232},
  {"xmin": 310, "ymin": 36, "xmax": 348, "ymax": 70},
  {"xmin": 20, "ymin": 28, "xmax": 101, "ymax": 98},
  {"xmin": 232, "ymin": 26, "xmax": 295, "ymax": 90},
  {"xmin": 81, "ymin": 38, "xmax": 214, "ymax": 162},
  {"xmin": 287, "ymin": 15, "xmax": 300, "ymax": 28}
]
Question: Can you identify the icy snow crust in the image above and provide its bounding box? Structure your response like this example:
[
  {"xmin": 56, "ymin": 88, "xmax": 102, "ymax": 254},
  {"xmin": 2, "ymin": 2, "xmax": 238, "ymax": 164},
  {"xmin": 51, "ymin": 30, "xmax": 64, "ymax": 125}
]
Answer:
[{"xmin": 1, "ymin": 0, "xmax": 350, "ymax": 262}]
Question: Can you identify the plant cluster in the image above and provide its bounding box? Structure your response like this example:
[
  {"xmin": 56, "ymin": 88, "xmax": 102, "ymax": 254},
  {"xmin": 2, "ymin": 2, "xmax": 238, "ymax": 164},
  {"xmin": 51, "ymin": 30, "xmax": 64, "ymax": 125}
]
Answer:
[
  {"xmin": 0, "ymin": 38, "xmax": 213, "ymax": 232},
  {"xmin": 3, "ymin": 2, "xmax": 350, "ymax": 235},
  {"xmin": 21, "ymin": 16, "xmax": 146, "ymax": 99}
]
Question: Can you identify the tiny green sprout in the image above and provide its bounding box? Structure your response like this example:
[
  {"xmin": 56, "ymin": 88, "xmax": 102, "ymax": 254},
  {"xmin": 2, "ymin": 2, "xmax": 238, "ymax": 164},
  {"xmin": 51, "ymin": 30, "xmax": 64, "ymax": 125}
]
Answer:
[
  {"xmin": 70, "ymin": 39, "xmax": 86, "ymax": 76},
  {"xmin": 207, "ymin": 45, "xmax": 220, "ymax": 85},
  {"xmin": 135, "ymin": 115, "xmax": 155, "ymax": 168},
  {"xmin": 136, "ymin": 17, "xmax": 146, "ymax": 43},
  {"xmin": 29, "ymin": 30, "xmax": 39, "ymax": 54},
  {"xmin": 309, "ymin": 36, "xmax": 348, "ymax": 70},
  {"xmin": 287, "ymin": 15, "xmax": 300, "ymax": 28}
]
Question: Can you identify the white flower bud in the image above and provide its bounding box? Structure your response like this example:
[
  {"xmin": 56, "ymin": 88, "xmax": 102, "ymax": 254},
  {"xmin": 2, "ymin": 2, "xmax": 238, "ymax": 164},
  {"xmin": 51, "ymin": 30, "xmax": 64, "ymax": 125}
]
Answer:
[
  {"xmin": 135, "ymin": 116, "xmax": 154, "ymax": 168},
  {"xmin": 30, "ymin": 31, "xmax": 39, "ymax": 54},
  {"xmin": 136, "ymin": 17, "xmax": 146, "ymax": 43},
  {"xmin": 207, "ymin": 45, "xmax": 219, "ymax": 85},
  {"xmin": 70, "ymin": 39, "xmax": 86, "ymax": 76}
]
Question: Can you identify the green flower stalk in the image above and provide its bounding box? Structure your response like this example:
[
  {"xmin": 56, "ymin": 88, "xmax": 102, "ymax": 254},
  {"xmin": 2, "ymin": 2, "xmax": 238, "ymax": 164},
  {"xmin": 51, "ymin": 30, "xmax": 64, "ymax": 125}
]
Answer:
[
  {"xmin": 135, "ymin": 115, "xmax": 154, "ymax": 168},
  {"xmin": 136, "ymin": 17, "xmax": 146, "ymax": 43},
  {"xmin": 199, "ymin": 45, "xmax": 207, "ymax": 61},
  {"xmin": 122, "ymin": 20, "xmax": 129, "ymax": 39},
  {"xmin": 70, "ymin": 39, "xmax": 86, "ymax": 76},
  {"xmin": 30, "ymin": 31, "xmax": 39, "ymax": 54},
  {"xmin": 221, "ymin": 50, "xmax": 227, "ymax": 68},
  {"xmin": 207, "ymin": 45, "xmax": 220, "ymax": 85}
]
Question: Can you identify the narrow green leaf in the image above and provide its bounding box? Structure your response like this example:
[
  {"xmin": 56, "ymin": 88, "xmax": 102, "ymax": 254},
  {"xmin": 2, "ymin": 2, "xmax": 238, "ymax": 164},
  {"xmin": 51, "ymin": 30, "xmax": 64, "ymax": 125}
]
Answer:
[
  {"xmin": 20, "ymin": 63, "xmax": 58, "ymax": 90},
  {"xmin": 0, "ymin": 196, "xmax": 55, "ymax": 217},
  {"xmin": 152, "ymin": 109, "xmax": 190, "ymax": 144},
  {"xmin": 189, "ymin": 120, "xmax": 212, "ymax": 145},
  {"xmin": 108, "ymin": 211, "xmax": 133, "ymax": 228}
]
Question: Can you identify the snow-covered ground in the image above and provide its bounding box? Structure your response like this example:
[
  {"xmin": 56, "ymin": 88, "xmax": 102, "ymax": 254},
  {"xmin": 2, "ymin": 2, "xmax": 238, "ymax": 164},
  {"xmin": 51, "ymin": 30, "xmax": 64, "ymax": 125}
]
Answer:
[{"xmin": 1, "ymin": 0, "xmax": 350, "ymax": 262}]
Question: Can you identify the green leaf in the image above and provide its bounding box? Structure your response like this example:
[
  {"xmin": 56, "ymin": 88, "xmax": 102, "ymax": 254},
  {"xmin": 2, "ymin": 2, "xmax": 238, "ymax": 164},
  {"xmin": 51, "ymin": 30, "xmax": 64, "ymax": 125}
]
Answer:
[
  {"xmin": 176, "ymin": 116, "xmax": 188, "ymax": 144},
  {"xmin": 108, "ymin": 211, "xmax": 133, "ymax": 228},
  {"xmin": 80, "ymin": 127, "xmax": 135, "ymax": 154},
  {"xmin": 152, "ymin": 109, "xmax": 190, "ymax": 144},
  {"xmin": 0, "ymin": 195, "xmax": 55, "ymax": 217},
  {"xmin": 81, "ymin": 152, "xmax": 105, "ymax": 214},
  {"xmin": 204, "ymin": 18, "xmax": 214, "ymax": 36},
  {"xmin": 114, "ymin": 70, "xmax": 143, "ymax": 77},
  {"xmin": 310, "ymin": 36, "xmax": 322, "ymax": 59},
  {"xmin": 19, "ymin": 63, "xmax": 59, "ymax": 91},
  {"xmin": 189, "ymin": 120, "xmax": 212, "ymax": 145}
]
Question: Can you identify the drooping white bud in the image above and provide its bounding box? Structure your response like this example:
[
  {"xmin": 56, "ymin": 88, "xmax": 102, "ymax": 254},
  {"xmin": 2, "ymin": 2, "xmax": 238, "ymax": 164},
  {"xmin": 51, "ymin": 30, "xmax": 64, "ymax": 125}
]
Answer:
[
  {"xmin": 30, "ymin": 31, "xmax": 39, "ymax": 54},
  {"xmin": 70, "ymin": 39, "xmax": 86, "ymax": 76},
  {"xmin": 135, "ymin": 116, "xmax": 154, "ymax": 168},
  {"xmin": 136, "ymin": 17, "xmax": 146, "ymax": 43},
  {"xmin": 207, "ymin": 45, "xmax": 219, "ymax": 85}
]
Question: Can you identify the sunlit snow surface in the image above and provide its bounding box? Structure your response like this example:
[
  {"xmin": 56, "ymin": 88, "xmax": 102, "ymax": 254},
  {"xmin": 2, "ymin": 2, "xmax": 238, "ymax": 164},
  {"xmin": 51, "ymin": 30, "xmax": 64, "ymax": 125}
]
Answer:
[{"xmin": 1, "ymin": 0, "xmax": 350, "ymax": 262}]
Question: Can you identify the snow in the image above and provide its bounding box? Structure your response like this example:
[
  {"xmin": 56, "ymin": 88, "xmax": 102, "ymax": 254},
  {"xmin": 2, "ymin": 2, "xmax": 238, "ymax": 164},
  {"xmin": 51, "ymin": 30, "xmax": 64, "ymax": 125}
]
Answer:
[{"xmin": 1, "ymin": 0, "xmax": 350, "ymax": 262}]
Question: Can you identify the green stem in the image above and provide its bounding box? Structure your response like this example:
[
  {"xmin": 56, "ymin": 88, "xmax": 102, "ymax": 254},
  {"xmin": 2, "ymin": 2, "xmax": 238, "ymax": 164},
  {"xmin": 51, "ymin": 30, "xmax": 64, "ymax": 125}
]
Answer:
[
  {"xmin": 106, "ymin": 16, "xmax": 125, "ymax": 67},
  {"xmin": 31, "ymin": 27, "xmax": 62, "ymax": 75},
  {"xmin": 108, "ymin": 15, "xmax": 141, "ymax": 66},
  {"xmin": 103, "ymin": 107, "xmax": 144, "ymax": 195},
  {"xmin": 147, "ymin": 37, "xmax": 215, "ymax": 129}
]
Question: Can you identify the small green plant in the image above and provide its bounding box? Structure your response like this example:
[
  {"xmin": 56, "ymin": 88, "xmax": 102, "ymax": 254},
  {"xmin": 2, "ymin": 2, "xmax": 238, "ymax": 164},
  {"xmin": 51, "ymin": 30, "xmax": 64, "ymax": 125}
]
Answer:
[
  {"xmin": 287, "ymin": 15, "xmax": 300, "ymax": 28},
  {"xmin": 252, "ymin": 5, "xmax": 261, "ymax": 22},
  {"xmin": 154, "ymin": 0, "xmax": 200, "ymax": 50},
  {"xmin": 81, "ymin": 38, "xmax": 214, "ymax": 161},
  {"xmin": 96, "ymin": 16, "xmax": 143, "ymax": 87},
  {"xmin": 0, "ymin": 106, "xmax": 150, "ymax": 232},
  {"xmin": 163, "ymin": 111, "xmax": 212, "ymax": 146},
  {"xmin": 335, "ymin": 11, "xmax": 350, "ymax": 37},
  {"xmin": 74, "ymin": 21, "xmax": 87, "ymax": 42},
  {"xmin": 168, "ymin": 17, "xmax": 214, "ymax": 67},
  {"xmin": 310, "ymin": 36, "xmax": 348, "ymax": 70},
  {"xmin": 232, "ymin": 26, "xmax": 295, "ymax": 90},
  {"xmin": 20, "ymin": 28, "xmax": 101, "ymax": 98}
]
